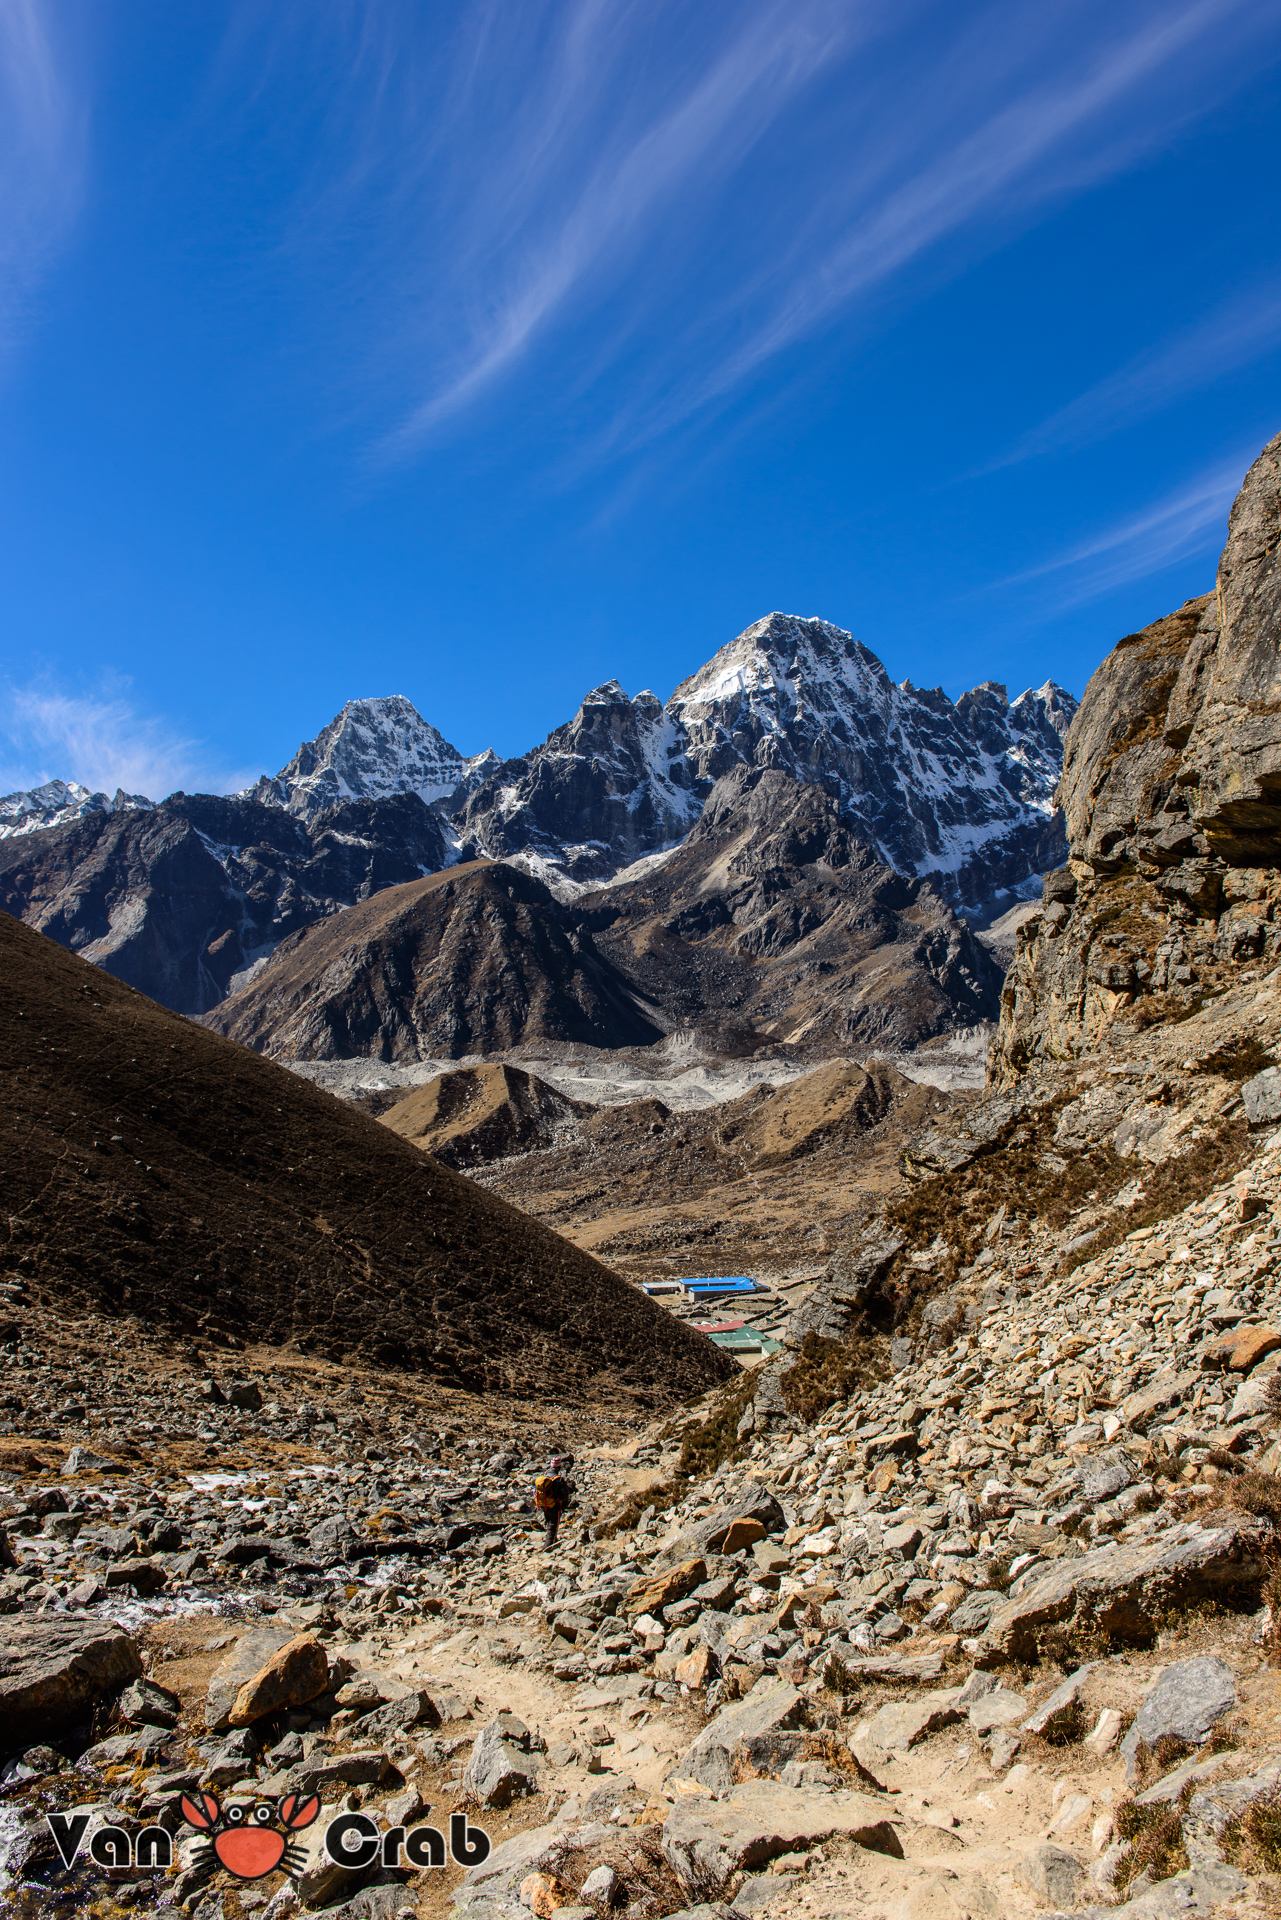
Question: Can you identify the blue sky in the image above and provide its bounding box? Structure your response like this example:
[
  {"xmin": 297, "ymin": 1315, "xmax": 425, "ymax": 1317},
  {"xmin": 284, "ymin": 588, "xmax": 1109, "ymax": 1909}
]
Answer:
[{"xmin": 1, "ymin": 0, "xmax": 1280, "ymax": 799}]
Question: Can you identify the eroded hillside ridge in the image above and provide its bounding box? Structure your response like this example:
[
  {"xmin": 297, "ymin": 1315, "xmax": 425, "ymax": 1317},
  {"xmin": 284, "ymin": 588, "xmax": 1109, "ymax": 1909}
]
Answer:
[
  {"xmin": 0, "ymin": 789, "xmax": 453, "ymax": 1017},
  {"xmin": 459, "ymin": 613, "xmax": 1075, "ymax": 899},
  {"xmin": 993, "ymin": 431, "xmax": 1281, "ymax": 1080},
  {"xmin": 0, "ymin": 908, "xmax": 732, "ymax": 1404}
]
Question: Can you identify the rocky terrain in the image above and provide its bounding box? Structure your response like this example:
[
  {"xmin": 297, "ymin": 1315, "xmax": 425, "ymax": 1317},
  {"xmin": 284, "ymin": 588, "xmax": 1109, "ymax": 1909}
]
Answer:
[
  {"xmin": 0, "ymin": 792, "xmax": 451, "ymax": 1016},
  {"xmin": 205, "ymin": 773, "xmax": 1003, "ymax": 1069},
  {"xmin": 7, "ymin": 443, "xmax": 1281, "ymax": 1920}
]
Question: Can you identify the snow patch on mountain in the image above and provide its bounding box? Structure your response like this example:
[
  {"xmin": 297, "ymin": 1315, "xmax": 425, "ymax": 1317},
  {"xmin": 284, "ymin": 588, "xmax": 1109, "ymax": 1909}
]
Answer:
[{"xmin": 0, "ymin": 779, "xmax": 154, "ymax": 841}]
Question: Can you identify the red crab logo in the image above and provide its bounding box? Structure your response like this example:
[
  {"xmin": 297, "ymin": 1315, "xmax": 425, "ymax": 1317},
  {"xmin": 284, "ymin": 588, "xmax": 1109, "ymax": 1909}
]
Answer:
[{"xmin": 180, "ymin": 1789, "xmax": 320, "ymax": 1882}]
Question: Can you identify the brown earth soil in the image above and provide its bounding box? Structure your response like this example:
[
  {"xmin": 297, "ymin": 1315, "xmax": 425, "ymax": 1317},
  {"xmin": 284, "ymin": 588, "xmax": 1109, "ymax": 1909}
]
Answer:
[
  {"xmin": 380, "ymin": 1063, "xmax": 588, "ymax": 1170},
  {"xmin": 0, "ymin": 911, "xmax": 732, "ymax": 1406},
  {"xmin": 407, "ymin": 1060, "xmax": 957, "ymax": 1285}
]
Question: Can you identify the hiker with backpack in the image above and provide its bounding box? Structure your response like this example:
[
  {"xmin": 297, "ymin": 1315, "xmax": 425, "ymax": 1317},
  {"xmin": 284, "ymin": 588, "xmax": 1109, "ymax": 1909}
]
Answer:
[{"xmin": 533, "ymin": 1453, "xmax": 573, "ymax": 1547}]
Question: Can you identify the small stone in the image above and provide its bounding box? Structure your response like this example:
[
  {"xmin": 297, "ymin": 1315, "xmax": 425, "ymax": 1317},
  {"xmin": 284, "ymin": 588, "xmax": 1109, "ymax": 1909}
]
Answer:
[
  {"xmin": 580, "ymin": 1865, "xmax": 618, "ymax": 1905},
  {"xmin": 1084, "ymin": 1708, "xmax": 1123, "ymax": 1758},
  {"xmin": 118, "ymin": 1678, "xmax": 180, "ymax": 1728},
  {"xmin": 676, "ymin": 1646, "xmax": 720, "ymax": 1690}
]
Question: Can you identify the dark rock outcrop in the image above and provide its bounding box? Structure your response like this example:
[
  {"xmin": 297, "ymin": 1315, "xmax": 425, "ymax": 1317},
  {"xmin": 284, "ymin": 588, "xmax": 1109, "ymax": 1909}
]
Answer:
[
  {"xmin": 584, "ymin": 767, "xmax": 1003, "ymax": 1050},
  {"xmin": 458, "ymin": 681, "xmax": 700, "ymax": 885}
]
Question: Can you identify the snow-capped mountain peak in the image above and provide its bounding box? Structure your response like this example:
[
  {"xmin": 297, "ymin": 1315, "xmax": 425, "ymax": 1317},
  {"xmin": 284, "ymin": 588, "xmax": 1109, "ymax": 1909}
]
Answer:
[
  {"xmin": 247, "ymin": 695, "xmax": 495, "ymax": 821},
  {"xmin": 460, "ymin": 612, "xmax": 1077, "ymax": 906}
]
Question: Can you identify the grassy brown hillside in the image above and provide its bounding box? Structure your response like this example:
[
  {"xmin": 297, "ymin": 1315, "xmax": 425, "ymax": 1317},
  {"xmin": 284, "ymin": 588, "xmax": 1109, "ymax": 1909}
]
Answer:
[{"xmin": 0, "ymin": 911, "xmax": 731, "ymax": 1404}]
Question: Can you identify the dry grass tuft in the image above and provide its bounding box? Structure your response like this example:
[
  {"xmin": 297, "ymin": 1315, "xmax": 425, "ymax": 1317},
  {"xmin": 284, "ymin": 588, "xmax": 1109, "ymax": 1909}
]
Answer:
[{"xmin": 1114, "ymin": 1799, "xmax": 1190, "ymax": 1888}]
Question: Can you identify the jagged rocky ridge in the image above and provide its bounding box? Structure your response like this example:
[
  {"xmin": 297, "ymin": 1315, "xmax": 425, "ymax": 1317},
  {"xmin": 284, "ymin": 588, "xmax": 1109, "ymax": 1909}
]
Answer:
[
  {"xmin": 249, "ymin": 695, "xmax": 499, "ymax": 822},
  {"xmin": 458, "ymin": 613, "xmax": 1074, "ymax": 902},
  {"xmin": 0, "ymin": 617, "xmax": 1072, "ymax": 1027},
  {"xmin": 0, "ymin": 778, "xmax": 153, "ymax": 840},
  {"xmin": 0, "ymin": 791, "xmax": 451, "ymax": 1016}
]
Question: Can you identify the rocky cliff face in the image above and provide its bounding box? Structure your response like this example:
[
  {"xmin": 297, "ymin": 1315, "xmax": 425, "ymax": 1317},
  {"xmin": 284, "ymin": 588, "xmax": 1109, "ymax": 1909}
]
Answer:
[
  {"xmin": 462, "ymin": 613, "xmax": 1074, "ymax": 905},
  {"xmin": 457, "ymin": 681, "xmax": 701, "ymax": 885},
  {"xmin": 0, "ymin": 790, "xmax": 450, "ymax": 1016},
  {"xmin": 993, "ymin": 430, "xmax": 1281, "ymax": 1079},
  {"xmin": 585, "ymin": 765, "xmax": 1003, "ymax": 1050}
]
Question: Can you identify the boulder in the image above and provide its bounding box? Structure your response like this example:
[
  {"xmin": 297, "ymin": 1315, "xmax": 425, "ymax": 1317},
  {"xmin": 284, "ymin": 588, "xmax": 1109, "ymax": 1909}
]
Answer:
[
  {"xmin": 1020, "ymin": 1665, "xmax": 1095, "ymax": 1737},
  {"xmin": 685, "ymin": 1484, "xmax": 786, "ymax": 1557},
  {"xmin": 1120, "ymin": 1657, "xmax": 1236, "ymax": 1782},
  {"xmin": 715, "ymin": 1518, "xmax": 766, "ymax": 1555},
  {"xmin": 228, "ymin": 1632, "xmax": 329, "ymax": 1727},
  {"xmin": 1013, "ymin": 1843, "xmax": 1085, "ymax": 1908},
  {"xmin": 358, "ymin": 1689, "xmax": 441, "ymax": 1740},
  {"xmin": 117, "ymin": 1678, "xmax": 180, "ymax": 1728},
  {"xmin": 1242, "ymin": 1068, "xmax": 1281, "ymax": 1126},
  {"xmin": 968, "ymin": 1688, "xmax": 1027, "ymax": 1734},
  {"xmin": 625, "ymin": 1557, "xmax": 707, "ymax": 1618},
  {"xmin": 675, "ymin": 1646, "xmax": 720, "ymax": 1690},
  {"xmin": 981, "ymin": 1517, "xmax": 1268, "ymax": 1663},
  {"xmin": 0, "ymin": 1617, "xmax": 142, "ymax": 1745},
  {"xmin": 205, "ymin": 1626, "xmax": 294, "ymax": 1731},
  {"xmin": 858, "ymin": 1688, "xmax": 964, "ymax": 1752},
  {"xmin": 671, "ymin": 1679, "xmax": 807, "ymax": 1791},
  {"xmin": 465, "ymin": 1713, "xmax": 542, "ymax": 1808},
  {"xmin": 661, "ymin": 1782, "xmax": 902, "ymax": 1895}
]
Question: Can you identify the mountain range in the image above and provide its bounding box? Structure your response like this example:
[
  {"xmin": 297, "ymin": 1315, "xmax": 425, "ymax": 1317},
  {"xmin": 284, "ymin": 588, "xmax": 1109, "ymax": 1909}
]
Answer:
[{"xmin": 0, "ymin": 613, "xmax": 1073, "ymax": 1043}]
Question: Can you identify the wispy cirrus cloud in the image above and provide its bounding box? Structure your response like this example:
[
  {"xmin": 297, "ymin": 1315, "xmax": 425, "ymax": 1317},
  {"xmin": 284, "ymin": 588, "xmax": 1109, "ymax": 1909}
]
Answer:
[
  {"xmin": 218, "ymin": 0, "xmax": 1279, "ymax": 475},
  {"xmin": 984, "ymin": 283, "xmax": 1281, "ymax": 473},
  {"xmin": 993, "ymin": 451, "xmax": 1249, "ymax": 607},
  {"xmin": 0, "ymin": 678, "xmax": 255, "ymax": 801},
  {"xmin": 0, "ymin": 1, "xmax": 85, "ymax": 358}
]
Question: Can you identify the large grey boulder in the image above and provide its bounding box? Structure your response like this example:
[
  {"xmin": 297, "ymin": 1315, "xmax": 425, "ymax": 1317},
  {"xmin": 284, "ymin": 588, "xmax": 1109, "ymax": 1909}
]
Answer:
[
  {"xmin": 981, "ymin": 1517, "xmax": 1267, "ymax": 1663},
  {"xmin": 1120, "ymin": 1657, "xmax": 1236, "ymax": 1782},
  {"xmin": 858, "ymin": 1688, "xmax": 963, "ymax": 1752},
  {"xmin": 670, "ymin": 1678, "xmax": 807, "ymax": 1792},
  {"xmin": 0, "ymin": 1617, "xmax": 142, "ymax": 1746},
  {"xmin": 662, "ymin": 1783, "xmax": 902, "ymax": 1895},
  {"xmin": 1243, "ymin": 1067, "xmax": 1281, "ymax": 1126},
  {"xmin": 463, "ymin": 1712, "xmax": 542, "ymax": 1808}
]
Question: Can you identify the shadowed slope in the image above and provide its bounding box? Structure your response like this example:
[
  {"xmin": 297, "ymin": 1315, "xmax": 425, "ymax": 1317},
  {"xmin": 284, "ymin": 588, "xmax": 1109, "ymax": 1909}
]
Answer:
[{"xmin": 0, "ymin": 912, "xmax": 732, "ymax": 1404}]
